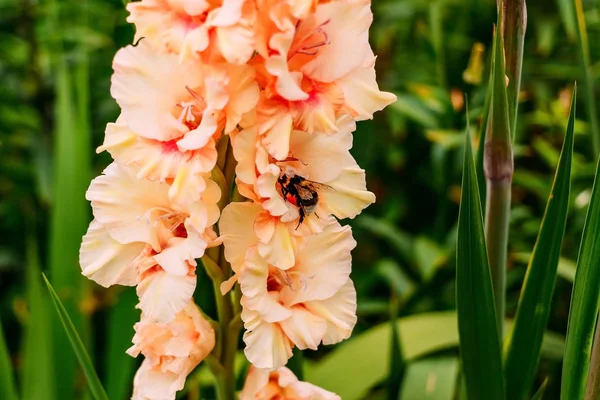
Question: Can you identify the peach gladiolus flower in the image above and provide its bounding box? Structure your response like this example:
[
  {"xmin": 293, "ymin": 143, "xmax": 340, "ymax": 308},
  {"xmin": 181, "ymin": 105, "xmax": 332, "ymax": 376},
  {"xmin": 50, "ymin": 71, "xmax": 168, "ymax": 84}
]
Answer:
[
  {"xmin": 79, "ymin": 162, "xmax": 220, "ymax": 322},
  {"xmin": 110, "ymin": 41, "xmax": 259, "ymax": 202},
  {"xmin": 128, "ymin": 302, "xmax": 215, "ymax": 400},
  {"xmin": 231, "ymin": 116, "xmax": 374, "ymax": 269},
  {"xmin": 253, "ymin": 0, "xmax": 396, "ymax": 159},
  {"xmin": 219, "ymin": 203, "xmax": 357, "ymax": 369},
  {"xmin": 240, "ymin": 366, "xmax": 340, "ymax": 400},
  {"xmin": 127, "ymin": 0, "xmax": 257, "ymax": 64}
]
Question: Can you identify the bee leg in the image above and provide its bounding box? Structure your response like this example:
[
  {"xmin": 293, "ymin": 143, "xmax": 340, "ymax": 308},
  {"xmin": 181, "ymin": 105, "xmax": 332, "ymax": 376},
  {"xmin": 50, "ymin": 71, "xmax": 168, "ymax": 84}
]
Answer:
[
  {"xmin": 296, "ymin": 208, "xmax": 305, "ymax": 230},
  {"xmin": 314, "ymin": 212, "xmax": 320, "ymax": 219}
]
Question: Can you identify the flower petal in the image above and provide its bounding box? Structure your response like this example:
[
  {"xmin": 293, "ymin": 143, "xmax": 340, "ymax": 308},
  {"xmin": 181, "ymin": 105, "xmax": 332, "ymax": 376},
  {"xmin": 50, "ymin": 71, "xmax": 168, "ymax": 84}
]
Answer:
[
  {"xmin": 258, "ymin": 221, "xmax": 295, "ymax": 270},
  {"xmin": 282, "ymin": 221, "xmax": 355, "ymax": 305},
  {"xmin": 321, "ymin": 167, "xmax": 375, "ymax": 219},
  {"xmin": 305, "ymin": 279, "xmax": 357, "ymax": 345},
  {"xmin": 86, "ymin": 162, "xmax": 171, "ymax": 247},
  {"xmin": 137, "ymin": 269, "xmax": 196, "ymax": 323},
  {"xmin": 242, "ymin": 311, "xmax": 293, "ymax": 370},
  {"xmin": 219, "ymin": 202, "xmax": 261, "ymax": 272},
  {"xmin": 279, "ymin": 306, "xmax": 327, "ymax": 350},
  {"xmin": 79, "ymin": 220, "xmax": 144, "ymax": 287}
]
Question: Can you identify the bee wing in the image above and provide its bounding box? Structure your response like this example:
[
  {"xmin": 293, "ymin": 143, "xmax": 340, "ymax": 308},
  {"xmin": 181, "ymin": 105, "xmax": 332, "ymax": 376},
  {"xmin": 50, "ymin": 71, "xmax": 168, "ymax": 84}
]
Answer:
[
  {"xmin": 304, "ymin": 180, "xmax": 335, "ymax": 192},
  {"xmin": 294, "ymin": 184, "xmax": 315, "ymax": 200}
]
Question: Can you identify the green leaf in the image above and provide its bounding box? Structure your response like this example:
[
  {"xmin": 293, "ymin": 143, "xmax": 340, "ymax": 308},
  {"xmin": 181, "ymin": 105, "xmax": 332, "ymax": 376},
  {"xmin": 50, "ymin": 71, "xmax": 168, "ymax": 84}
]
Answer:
[
  {"xmin": 22, "ymin": 234, "xmax": 54, "ymax": 400},
  {"xmin": 303, "ymin": 311, "xmax": 562, "ymax": 400},
  {"xmin": 105, "ymin": 288, "xmax": 139, "ymax": 400},
  {"xmin": 0, "ymin": 314, "xmax": 18, "ymax": 400},
  {"xmin": 399, "ymin": 357, "xmax": 458, "ymax": 400},
  {"xmin": 49, "ymin": 58, "xmax": 92, "ymax": 399},
  {"xmin": 355, "ymin": 215, "xmax": 414, "ymax": 262},
  {"xmin": 504, "ymin": 88, "xmax": 576, "ymax": 400},
  {"xmin": 43, "ymin": 274, "xmax": 109, "ymax": 400},
  {"xmin": 561, "ymin": 137, "xmax": 600, "ymax": 398},
  {"xmin": 456, "ymin": 130, "xmax": 504, "ymax": 400}
]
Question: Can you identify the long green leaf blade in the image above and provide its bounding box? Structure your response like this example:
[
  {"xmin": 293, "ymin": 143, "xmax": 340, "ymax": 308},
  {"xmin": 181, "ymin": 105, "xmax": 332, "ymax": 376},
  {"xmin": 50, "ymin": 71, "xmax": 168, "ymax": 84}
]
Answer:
[
  {"xmin": 0, "ymin": 315, "xmax": 18, "ymax": 400},
  {"xmin": 49, "ymin": 57, "xmax": 92, "ymax": 399},
  {"xmin": 561, "ymin": 133, "xmax": 600, "ymax": 398},
  {"xmin": 504, "ymin": 87, "xmax": 576, "ymax": 400},
  {"xmin": 22, "ymin": 234, "xmax": 54, "ymax": 400},
  {"xmin": 43, "ymin": 274, "xmax": 109, "ymax": 400},
  {"xmin": 456, "ymin": 131, "xmax": 505, "ymax": 400}
]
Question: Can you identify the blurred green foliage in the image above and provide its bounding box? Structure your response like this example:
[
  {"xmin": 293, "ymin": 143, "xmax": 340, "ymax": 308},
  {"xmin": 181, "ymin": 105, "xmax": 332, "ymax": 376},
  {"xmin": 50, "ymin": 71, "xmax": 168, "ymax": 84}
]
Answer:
[{"xmin": 1, "ymin": 0, "xmax": 600, "ymax": 399}]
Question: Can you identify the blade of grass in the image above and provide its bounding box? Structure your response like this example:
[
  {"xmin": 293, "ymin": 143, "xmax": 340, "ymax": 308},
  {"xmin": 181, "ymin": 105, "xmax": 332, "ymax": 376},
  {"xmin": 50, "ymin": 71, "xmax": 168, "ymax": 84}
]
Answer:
[
  {"xmin": 504, "ymin": 87, "xmax": 576, "ymax": 400},
  {"xmin": 0, "ymin": 315, "xmax": 18, "ymax": 400},
  {"xmin": 531, "ymin": 379, "xmax": 548, "ymax": 400},
  {"xmin": 456, "ymin": 130, "xmax": 505, "ymax": 400},
  {"xmin": 476, "ymin": 69, "xmax": 493, "ymax": 206},
  {"xmin": 21, "ymin": 232, "xmax": 54, "ymax": 400},
  {"xmin": 43, "ymin": 274, "xmax": 109, "ymax": 400},
  {"xmin": 561, "ymin": 148, "xmax": 600, "ymax": 399}
]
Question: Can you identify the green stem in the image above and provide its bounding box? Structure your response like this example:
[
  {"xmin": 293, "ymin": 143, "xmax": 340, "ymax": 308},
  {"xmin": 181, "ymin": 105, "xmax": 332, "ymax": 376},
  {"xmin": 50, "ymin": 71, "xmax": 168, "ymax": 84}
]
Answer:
[
  {"xmin": 484, "ymin": 179, "xmax": 511, "ymax": 338},
  {"xmin": 209, "ymin": 139, "xmax": 239, "ymax": 400},
  {"xmin": 573, "ymin": 0, "xmax": 600, "ymax": 156},
  {"xmin": 500, "ymin": 0, "xmax": 526, "ymax": 140},
  {"xmin": 585, "ymin": 314, "xmax": 600, "ymax": 400}
]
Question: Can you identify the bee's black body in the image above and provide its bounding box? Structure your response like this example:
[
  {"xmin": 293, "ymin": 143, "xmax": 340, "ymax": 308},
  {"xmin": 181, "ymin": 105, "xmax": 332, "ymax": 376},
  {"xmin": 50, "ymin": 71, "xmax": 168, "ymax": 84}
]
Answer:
[{"xmin": 278, "ymin": 172, "xmax": 325, "ymax": 227}]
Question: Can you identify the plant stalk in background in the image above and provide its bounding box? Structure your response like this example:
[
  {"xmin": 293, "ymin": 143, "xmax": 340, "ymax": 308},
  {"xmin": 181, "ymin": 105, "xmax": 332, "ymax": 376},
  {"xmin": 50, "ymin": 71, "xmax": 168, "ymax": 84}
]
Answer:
[
  {"xmin": 500, "ymin": 0, "xmax": 526, "ymax": 139},
  {"xmin": 484, "ymin": 16, "xmax": 514, "ymax": 338}
]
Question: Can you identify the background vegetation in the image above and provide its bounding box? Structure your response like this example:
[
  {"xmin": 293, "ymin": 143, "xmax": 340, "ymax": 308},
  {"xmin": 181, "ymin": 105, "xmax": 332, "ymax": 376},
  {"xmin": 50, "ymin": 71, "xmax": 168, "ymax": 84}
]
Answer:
[{"xmin": 1, "ymin": 0, "xmax": 599, "ymax": 399}]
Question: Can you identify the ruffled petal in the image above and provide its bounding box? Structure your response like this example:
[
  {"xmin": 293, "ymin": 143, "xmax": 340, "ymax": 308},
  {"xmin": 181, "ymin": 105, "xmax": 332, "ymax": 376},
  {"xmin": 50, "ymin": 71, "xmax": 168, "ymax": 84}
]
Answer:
[
  {"xmin": 258, "ymin": 221, "xmax": 295, "ymax": 270},
  {"xmin": 137, "ymin": 269, "xmax": 196, "ymax": 323},
  {"xmin": 321, "ymin": 167, "xmax": 375, "ymax": 219},
  {"xmin": 279, "ymin": 306, "xmax": 327, "ymax": 350},
  {"xmin": 79, "ymin": 220, "xmax": 144, "ymax": 287},
  {"xmin": 305, "ymin": 279, "xmax": 357, "ymax": 345},
  {"xmin": 242, "ymin": 312, "xmax": 293, "ymax": 369}
]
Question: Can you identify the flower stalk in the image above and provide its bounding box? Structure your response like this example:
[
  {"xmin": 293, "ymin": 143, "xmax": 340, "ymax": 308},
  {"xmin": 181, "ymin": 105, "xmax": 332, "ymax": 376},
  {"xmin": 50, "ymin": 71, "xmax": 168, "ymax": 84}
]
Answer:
[
  {"xmin": 484, "ymin": 14, "xmax": 514, "ymax": 338},
  {"xmin": 500, "ymin": 0, "xmax": 526, "ymax": 138}
]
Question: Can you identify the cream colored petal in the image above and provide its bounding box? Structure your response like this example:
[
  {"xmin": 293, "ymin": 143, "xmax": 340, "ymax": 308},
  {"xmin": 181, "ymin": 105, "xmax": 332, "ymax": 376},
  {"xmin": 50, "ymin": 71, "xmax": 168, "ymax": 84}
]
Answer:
[
  {"xmin": 137, "ymin": 269, "xmax": 196, "ymax": 323},
  {"xmin": 176, "ymin": 113, "xmax": 219, "ymax": 151},
  {"xmin": 219, "ymin": 202, "xmax": 261, "ymax": 272},
  {"xmin": 279, "ymin": 306, "xmax": 327, "ymax": 350},
  {"xmin": 153, "ymin": 228, "xmax": 208, "ymax": 275},
  {"xmin": 169, "ymin": 164, "xmax": 210, "ymax": 205},
  {"xmin": 265, "ymin": 26, "xmax": 308, "ymax": 101},
  {"xmin": 242, "ymin": 317, "xmax": 293, "ymax": 369},
  {"xmin": 79, "ymin": 220, "xmax": 144, "ymax": 287},
  {"xmin": 232, "ymin": 127, "xmax": 258, "ymax": 186},
  {"xmin": 282, "ymin": 221, "xmax": 355, "ymax": 305},
  {"xmin": 258, "ymin": 221, "xmax": 295, "ymax": 270},
  {"xmin": 239, "ymin": 366, "xmax": 271, "ymax": 400},
  {"xmin": 256, "ymin": 167, "xmax": 289, "ymax": 217},
  {"xmin": 260, "ymin": 112, "xmax": 293, "ymax": 160},
  {"xmin": 321, "ymin": 167, "xmax": 376, "ymax": 219},
  {"xmin": 225, "ymin": 65, "xmax": 260, "ymax": 131},
  {"xmin": 337, "ymin": 57, "xmax": 397, "ymax": 120},
  {"xmin": 111, "ymin": 42, "xmax": 203, "ymax": 140},
  {"xmin": 86, "ymin": 162, "xmax": 171, "ymax": 246},
  {"xmin": 253, "ymin": 210, "xmax": 276, "ymax": 243},
  {"xmin": 288, "ymin": 128, "xmax": 354, "ymax": 183},
  {"xmin": 240, "ymin": 247, "xmax": 292, "ymax": 322},
  {"xmin": 217, "ymin": 23, "xmax": 255, "ymax": 65},
  {"xmin": 179, "ymin": 25, "xmax": 210, "ymax": 62},
  {"xmin": 132, "ymin": 359, "xmax": 184, "ymax": 400},
  {"xmin": 305, "ymin": 279, "xmax": 357, "ymax": 345},
  {"xmin": 300, "ymin": 1, "xmax": 372, "ymax": 82}
]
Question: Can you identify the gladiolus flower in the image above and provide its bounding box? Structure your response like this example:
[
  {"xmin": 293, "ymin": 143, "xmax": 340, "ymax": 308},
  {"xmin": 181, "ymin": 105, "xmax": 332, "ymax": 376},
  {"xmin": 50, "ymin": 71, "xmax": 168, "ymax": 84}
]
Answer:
[
  {"xmin": 80, "ymin": 162, "xmax": 220, "ymax": 322},
  {"xmin": 252, "ymin": 0, "xmax": 396, "ymax": 159},
  {"xmin": 231, "ymin": 116, "xmax": 374, "ymax": 269},
  {"xmin": 219, "ymin": 203, "xmax": 357, "ymax": 370},
  {"xmin": 128, "ymin": 303, "xmax": 215, "ymax": 400},
  {"xmin": 240, "ymin": 366, "xmax": 340, "ymax": 400},
  {"xmin": 127, "ymin": 0, "xmax": 257, "ymax": 64}
]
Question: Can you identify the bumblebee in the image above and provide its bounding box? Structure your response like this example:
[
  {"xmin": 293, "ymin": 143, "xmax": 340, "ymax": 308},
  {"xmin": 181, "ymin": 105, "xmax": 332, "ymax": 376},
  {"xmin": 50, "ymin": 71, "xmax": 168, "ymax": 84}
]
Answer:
[{"xmin": 278, "ymin": 167, "xmax": 333, "ymax": 227}]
